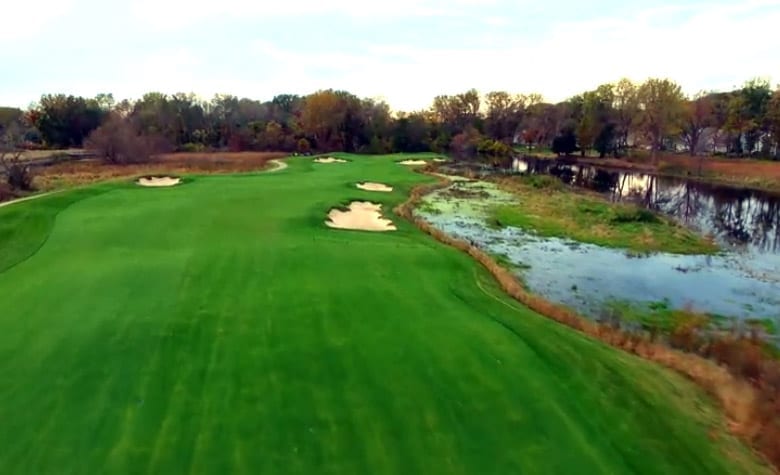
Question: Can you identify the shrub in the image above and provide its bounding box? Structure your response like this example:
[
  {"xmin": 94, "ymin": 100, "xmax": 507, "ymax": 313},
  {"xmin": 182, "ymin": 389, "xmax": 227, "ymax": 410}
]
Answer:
[
  {"xmin": 476, "ymin": 138, "xmax": 513, "ymax": 157},
  {"xmin": 85, "ymin": 114, "xmax": 171, "ymax": 164},
  {"xmin": 0, "ymin": 151, "xmax": 34, "ymax": 191},
  {"xmin": 552, "ymin": 130, "xmax": 577, "ymax": 156}
]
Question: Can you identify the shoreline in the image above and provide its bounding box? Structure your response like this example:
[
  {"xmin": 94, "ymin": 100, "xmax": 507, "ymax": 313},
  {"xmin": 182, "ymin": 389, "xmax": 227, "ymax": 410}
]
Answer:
[
  {"xmin": 520, "ymin": 154, "xmax": 780, "ymax": 195},
  {"xmin": 397, "ymin": 169, "xmax": 774, "ymax": 471}
]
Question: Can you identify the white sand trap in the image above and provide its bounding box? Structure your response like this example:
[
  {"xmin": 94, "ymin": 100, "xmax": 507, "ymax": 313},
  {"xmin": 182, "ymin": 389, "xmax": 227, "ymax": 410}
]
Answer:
[
  {"xmin": 326, "ymin": 201, "xmax": 396, "ymax": 232},
  {"xmin": 433, "ymin": 158, "xmax": 447, "ymax": 162},
  {"xmin": 314, "ymin": 157, "xmax": 347, "ymax": 163},
  {"xmin": 356, "ymin": 182, "xmax": 393, "ymax": 192},
  {"xmin": 399, "ymin": 160, "xmax": 427, "ymax": 166},
  {"xmin": 137, "ymin": 176, "xmax": 181, "ymax": 187},
  {"xmin": 265, "ymin": 159, "xmax": 288, "ymax": 172}
]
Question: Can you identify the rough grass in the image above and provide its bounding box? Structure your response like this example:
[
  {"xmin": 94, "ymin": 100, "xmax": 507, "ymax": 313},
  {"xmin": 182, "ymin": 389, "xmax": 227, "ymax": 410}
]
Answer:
[
  {"xmin": 0, "ymin": 154, "xmax": 767, "ymax": 474},
  {"xmin": 30, "ymin": 151, "xmax": 287, "ymax": 191},
  {"xmin": 489, "ymin": 177, "xmax": 718, "ymax": 255}
]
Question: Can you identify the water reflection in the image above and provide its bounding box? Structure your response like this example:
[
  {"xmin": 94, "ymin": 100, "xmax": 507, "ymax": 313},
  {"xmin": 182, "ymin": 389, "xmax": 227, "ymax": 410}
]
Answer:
[
  {"xmin": 512, "ymin": 158, "xmax": 780, "ymax": 254},
  {"xmin": 416, "ymin": 180, "xmax": 780, "ymax": 331}
]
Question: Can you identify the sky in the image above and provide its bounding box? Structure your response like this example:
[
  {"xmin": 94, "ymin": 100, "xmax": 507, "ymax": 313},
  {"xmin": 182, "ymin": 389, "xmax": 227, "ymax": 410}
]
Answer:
[{"xmin": 2, "ymin": 0, "xmax": 779, "ymax": 112}]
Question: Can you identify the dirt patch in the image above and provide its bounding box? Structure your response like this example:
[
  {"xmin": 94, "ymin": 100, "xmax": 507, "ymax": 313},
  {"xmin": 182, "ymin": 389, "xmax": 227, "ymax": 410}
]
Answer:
[
  {"xmin": 400, "ymin": 160, "xmax": 427, "ymax": 166},
  {"xmin": 314, "ymin": 157, "xmax": 347, "ymax": 164},
  {"xmin": 137, "ymin": 176, "xmax": 181, "ymax": 187},
  {"xmin": 326, "ymin": 201, "xmax": 397, "ymax": 232},
  {"xmin": 357, "ymin": 182, "xmax": 393, "ymax": 192}
]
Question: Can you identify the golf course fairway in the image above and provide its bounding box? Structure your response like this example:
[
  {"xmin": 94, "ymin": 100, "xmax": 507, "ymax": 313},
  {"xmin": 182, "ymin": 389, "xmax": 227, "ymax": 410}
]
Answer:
[{"xmin": 0, "ymin": 155, "xmax": 766, "ymax": 474}]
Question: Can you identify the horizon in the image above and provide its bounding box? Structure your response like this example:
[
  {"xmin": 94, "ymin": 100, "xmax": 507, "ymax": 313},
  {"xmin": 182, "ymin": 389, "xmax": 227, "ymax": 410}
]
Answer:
[{"xmin": 2, "ymin": 0, "xmax": 780, "ymax": 111}]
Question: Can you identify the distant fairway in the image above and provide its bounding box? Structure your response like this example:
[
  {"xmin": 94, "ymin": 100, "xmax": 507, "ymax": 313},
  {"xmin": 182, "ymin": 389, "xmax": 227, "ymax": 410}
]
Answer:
[{"xmin": 0, "ymin": 155, "xmax": 765, "ymax": 474}]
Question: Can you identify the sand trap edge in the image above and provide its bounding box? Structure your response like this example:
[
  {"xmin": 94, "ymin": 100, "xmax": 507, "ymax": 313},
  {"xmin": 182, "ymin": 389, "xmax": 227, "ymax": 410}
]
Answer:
[
  {"xmin": 356, "ymin": 182, "xmax": 393, "ymax": 192},
  {"xmin": 314, "ymin": 157, "xmax": 348, "ymax": 164},
  {"xmin": 325, "ymin": 201, "xmax": 397, "ymax": 232},
  {"xmin": 137, "ymin": 176, "xmax": 182, "ymax": 187}
]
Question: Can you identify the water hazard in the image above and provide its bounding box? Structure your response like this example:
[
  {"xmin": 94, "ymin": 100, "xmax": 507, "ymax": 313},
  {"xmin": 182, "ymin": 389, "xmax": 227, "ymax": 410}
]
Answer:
[
  {"xmin": 415, "ymin": 174, "xmax": 780, "ymax": 332},
  {"xmin": 512, "ymin": 157, "xmax": 780, "ymax": 255}
]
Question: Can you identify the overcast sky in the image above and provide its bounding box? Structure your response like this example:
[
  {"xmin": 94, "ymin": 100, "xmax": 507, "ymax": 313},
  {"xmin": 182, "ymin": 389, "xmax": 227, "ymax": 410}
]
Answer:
[{"xmin": 2, "ymin": 0, "xmax": 779, "ymax": 111}]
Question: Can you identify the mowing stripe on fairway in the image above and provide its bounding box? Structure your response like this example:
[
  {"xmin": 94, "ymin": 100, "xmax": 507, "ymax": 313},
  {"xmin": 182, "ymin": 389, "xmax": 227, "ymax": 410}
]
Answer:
[{"xmin": 0, "ymin": 154, "xmax": 767, "ymax": 474}]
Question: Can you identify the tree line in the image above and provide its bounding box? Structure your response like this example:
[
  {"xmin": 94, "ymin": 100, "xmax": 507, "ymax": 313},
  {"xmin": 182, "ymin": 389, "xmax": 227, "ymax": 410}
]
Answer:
[{"xmin": 2, "ymin": 78, "xmax": 780, "ymax": 163}]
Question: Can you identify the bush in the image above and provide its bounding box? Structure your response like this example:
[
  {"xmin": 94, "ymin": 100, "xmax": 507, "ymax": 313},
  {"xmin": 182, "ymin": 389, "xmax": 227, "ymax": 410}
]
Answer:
[
  {"xmin": 476, "ymin": 138, "xmax": 513, "ymax": 157},
  {"xmin": 0, "ymin": 151, "xmax": 34, "ymax": 191},
  {"xmin": 85, "ymin": 114, "xmax": 171, "ymax": 164},
  {"xmin": 552, "ymin": 130, "xmax": 577, "ymax": 156}
]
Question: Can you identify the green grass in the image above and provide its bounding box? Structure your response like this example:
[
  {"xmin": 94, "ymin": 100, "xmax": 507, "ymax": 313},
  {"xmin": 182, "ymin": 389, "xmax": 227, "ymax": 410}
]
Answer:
[
  {"xmin": 0, "ymin": 154, "xmax": 766, "ymax": 474},
  {"xmin": 489, "ymin": 177, "xmax": 719, "ymax": 255}
]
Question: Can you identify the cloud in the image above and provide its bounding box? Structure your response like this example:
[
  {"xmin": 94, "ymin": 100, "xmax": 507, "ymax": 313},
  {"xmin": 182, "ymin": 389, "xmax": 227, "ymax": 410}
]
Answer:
[
  {"xmin": 128, "ymin": 0, "xmax": 463, "ymax": 30},
  {"xmin": 0, "ymin": 0, "xmax": 74, "ymax": 40},
  {"xmin": 0, "ymin": 0, "xmax": 778, "ymax": 110}
]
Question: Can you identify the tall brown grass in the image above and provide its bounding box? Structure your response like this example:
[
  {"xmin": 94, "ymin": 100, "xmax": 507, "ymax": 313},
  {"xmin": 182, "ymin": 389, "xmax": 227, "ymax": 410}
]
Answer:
[
  {"xmin": 31, "ymin": 151, "xmax": 288, "ymax": 191},
  {"xmin": 397, "ymin": 171, "xmax": 780, "ymax": 470}
]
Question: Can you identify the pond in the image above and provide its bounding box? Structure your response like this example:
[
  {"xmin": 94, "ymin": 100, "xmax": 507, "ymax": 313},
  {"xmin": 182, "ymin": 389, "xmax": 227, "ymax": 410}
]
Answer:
[
  {"xmin": 415, "ymin": 176, "xmax": 780, "ymax": 338},
  {"xmin": 512, "ymin": 157, "xmax": 780, "ymax": 255}
]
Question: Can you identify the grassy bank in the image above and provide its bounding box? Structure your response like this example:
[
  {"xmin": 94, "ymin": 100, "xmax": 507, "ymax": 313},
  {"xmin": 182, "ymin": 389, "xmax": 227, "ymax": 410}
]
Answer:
[
  {"xmin": 0, "ymin": 154, "xmax": 765, "ymax": 473},
  {"xmin": 488, "ymin": 175, "xmax": 718, "ymax": 254},
  {"xmin": 525, "ymin": 152, "xmax": 780, "ymax": 194}
]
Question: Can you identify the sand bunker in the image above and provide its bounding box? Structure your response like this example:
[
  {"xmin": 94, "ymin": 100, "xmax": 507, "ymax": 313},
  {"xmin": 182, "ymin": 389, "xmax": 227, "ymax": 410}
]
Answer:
[
  {"xmin": 265, "ymin": 159, "xmax": 288, "ymax": 172},
  {"xmin": 433, "ymin": 158, "xmax": 447, "ymax": 162},
  {"xmin": 314, "ymin": 157, "xmax": 347, "ymax": 164},
  {"xmin": 326, "ymin": 201, "xmax": 397, "ymax": 232},
  {"xmin": 137, "ymin": 176, "xmax": 181, "ymax": 187},
  {"xmin": 399, "ymin": 160, "xmax": 427, "ymax": 166},
  {"xmin": 356, "ymin": 182, "xmax": 393, "ymax": 192}
]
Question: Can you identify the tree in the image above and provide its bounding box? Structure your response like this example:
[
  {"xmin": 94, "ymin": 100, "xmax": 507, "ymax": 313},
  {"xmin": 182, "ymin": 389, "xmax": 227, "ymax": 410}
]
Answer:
[
  {"xmin": 449, "ymin": 125, "xmax": 481, "ymax": 158},
  {"xmin": 300, "ymin": 90, "xmax": 347, "ymax": 151},
  {"xmin": 392, "ymin": 112, "xmax": 431, "ymax": 153},
  {"xmin": 431, "ymin": 89, "xmax": 481, "ymax": 135},
  {"xmin": 725, "ymin": 93, "xmax": 749, "ymax": 155},
  {"xmin": 681, "ymin": 92, "xmax": 714, "ymax": 156},
  {"xmin": 484, "ymin": 91, "xmax": 524, "ymax": 143},
  {"xmin": 612, "ymin": 78, "xmax": 640, "ymax": 154},
  {"xmin": 519, "ymin": 101, "xmax": 555, "ymax": 150},
  {"xmin": 594, "ymin": 123, "xmax": 616, "ymax": 158},
  {"xmin": 740, "ymin": 78, "xmax": 772, "ymax": 155},
  {"xmin": 28, "ymin": 94, "xmax": 106, "ymax": 148},
  {"xmin": 767, "ymin": 89, "xmax": 780, "ymax": 159},
  {"xmin": 85, "ymin": 113, "xmax": 170, "ymax": 164},
  {"xmin": 571, "ymin": 85, "xmax": 614, "ymax": 156},
  {"xmin": 261, "ymin": 121, "xmax": 284, "ymax": 149},
  {"xmin": 707, "ymin": 92, "xmax": 730, "ymax": 153},
  {"xmin": 637, "ymin": 78, "xmax": 685, "ymax": 164},
  {"xmin": 552, "ymin": 121, "xmax": 577, "ymax": 156},
  {"xmin": 0, "ymin": 107, "xmax": 23, "ymax": 130}
]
